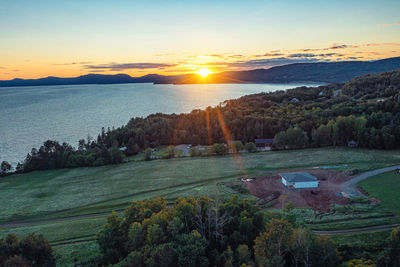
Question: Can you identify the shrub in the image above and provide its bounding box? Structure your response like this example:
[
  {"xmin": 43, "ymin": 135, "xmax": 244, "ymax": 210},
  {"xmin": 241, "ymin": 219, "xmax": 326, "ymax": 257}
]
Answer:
[{"xmin": 144, "ymin": 148, "xmax": 152, "ymax": 161}]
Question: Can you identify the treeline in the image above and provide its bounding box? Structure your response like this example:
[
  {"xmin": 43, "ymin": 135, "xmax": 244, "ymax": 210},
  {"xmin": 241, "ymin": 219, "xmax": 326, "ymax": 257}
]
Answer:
[
  {"xmin": 0, "ymin": 233, "xmax": 55, "ymax": 266},
  {"xmin": 17, "ymin": 137, "xmax": 126, "ymax": 173},
  {"xmin": 1, "ymin": 196, "xmax": 400, "ymax": 266},
  {"xmin": 84, "ymin": 196, "xmax": 399, "ymax": 266},
  {"xmin": 93, "ymin": 196, "xmax": 341, "ymax": 267},
  {"xmin": 88, "ymin": 69, "xmax": 400, "ymax": 152},
  {"xmin": 6, "ymin": 69, "xmax": 400, "ymax": 173}
]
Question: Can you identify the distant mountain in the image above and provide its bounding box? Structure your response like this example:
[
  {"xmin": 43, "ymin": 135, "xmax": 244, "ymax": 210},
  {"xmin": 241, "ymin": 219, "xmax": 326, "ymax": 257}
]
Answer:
[
  {"xmin": 162, "ymin": 57, "xmax": 400, "ymax": 84},
  {"xmin": 1, "ymin": 57, "xmax": 399, "ymax": 87}
]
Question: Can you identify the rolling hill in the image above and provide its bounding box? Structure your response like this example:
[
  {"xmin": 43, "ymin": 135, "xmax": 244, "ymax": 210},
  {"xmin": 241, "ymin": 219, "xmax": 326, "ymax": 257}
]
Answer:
[{"xmin": 1, "ymin": 57, "xmax": 399, "ymax": 87}]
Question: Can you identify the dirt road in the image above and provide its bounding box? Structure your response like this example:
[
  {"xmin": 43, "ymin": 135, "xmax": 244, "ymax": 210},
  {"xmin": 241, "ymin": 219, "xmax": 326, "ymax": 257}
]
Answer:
[{"xmin": 313, "ymin": 223, "xmax": 400, "ymax": 235}]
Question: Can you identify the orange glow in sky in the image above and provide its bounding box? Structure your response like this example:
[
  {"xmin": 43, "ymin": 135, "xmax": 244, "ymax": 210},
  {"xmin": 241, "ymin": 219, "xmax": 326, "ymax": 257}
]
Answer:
[
  {"xmin": 0, "ymin": 1, "xmax": 399, "ymax": 80},
  {"xmin": 196, "ymin": 69, "xmax": 213, "ymax": 77}
]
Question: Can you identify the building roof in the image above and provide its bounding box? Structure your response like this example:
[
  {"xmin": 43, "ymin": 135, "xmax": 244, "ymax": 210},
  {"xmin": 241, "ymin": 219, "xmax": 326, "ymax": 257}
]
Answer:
[
  {"xmin": 279, "ymin": 172, "xmax": 318, "ymax": 183},
  {"xmin": 255, "ymin": 139, "xmax": 274, "ymax": 144},
  {"xmin": 227, "ymin": 140, "xmax": 242, "ymax": 145}
]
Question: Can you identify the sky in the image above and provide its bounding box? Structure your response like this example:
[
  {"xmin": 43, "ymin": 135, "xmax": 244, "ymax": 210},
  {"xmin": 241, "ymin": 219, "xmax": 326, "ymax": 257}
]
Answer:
[{"xmin": 1, "ymin": 0, "xmax": 399, "ymax": 80}]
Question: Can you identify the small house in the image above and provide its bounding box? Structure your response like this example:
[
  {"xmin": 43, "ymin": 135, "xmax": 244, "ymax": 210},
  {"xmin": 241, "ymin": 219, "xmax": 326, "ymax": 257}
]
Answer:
[
  {"xmin": 280, "ymin": 172, "xmax": 319, "ymax": 189},
  {"xmin": 255, "ymin": 139, "xmax": 274, "ymax": 148},
  {"xmin": 347, "ymin": 140, "xmax": 358, "ymax": 148},
  {"xmin": 119, "ymin": 147, "xmax": 127, "ymax": 152},
  {"xmin": 290, "ymin": 98, "xmax": 300, "ymax": 103}
]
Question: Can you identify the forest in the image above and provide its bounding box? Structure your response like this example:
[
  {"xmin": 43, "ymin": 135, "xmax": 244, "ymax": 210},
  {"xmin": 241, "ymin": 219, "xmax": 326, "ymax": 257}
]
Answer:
[
  {"xmin": 4, "ymin": 69, "xmax": 400, "ymax": 173},
  {"xmin": 1, "ymin": 196, "xmax": 400, "ymax": 267}
]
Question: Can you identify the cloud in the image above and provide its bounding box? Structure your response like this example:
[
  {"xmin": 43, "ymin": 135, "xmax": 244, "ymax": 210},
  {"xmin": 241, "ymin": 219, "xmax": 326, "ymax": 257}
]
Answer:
[
  {"xmin": 288, "ymin": 53, "xmax": 317, "ymax": 58},
  {"xmin": 318, "ymin": 53, "xmax": 341, "ymax": 57},
  {"xmin": 204, "ymin": 57, "xmax": 321, "ymax": 69},
  {"xmin": 228, "ymin": 54, "xmax": 245, "ymax": 58},
  {"xmin": 286, "ymin": 53, "xmax": 339, "ymax": 58},
  {"xmin": 384, "ymin": 43, "xmax": 400, "ymax": 46},
  {"xmin": 205, "ymin": 54, "xmax": 224, "ymax": 58},
  {"xmin": 254, "ymin": 53, "xmax": 284, "ymax": 57},
  {"xmin": 83, "ymin": 62, "xmax": 177, "ymax": 71},
  {"xmin": 378, "ymin": 22, "xmax": 400, "ymax": 27},
  {"xmin": 54, "ymin": 62, "xmax": 94, "ymax": 66},
  {"xmin": 324, "ymin": 44, "xmax": 358, "ymax": 50},
  {"xmin": 298, "ymin": 48, "xmax": 320, "ymax": 52}
]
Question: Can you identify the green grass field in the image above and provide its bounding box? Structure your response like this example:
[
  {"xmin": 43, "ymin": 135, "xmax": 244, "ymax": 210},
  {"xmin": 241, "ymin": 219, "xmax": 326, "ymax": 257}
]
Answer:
[
  {"xmin": 1, "ymin": 147, "xmax": 399, "ymax": 224},
  {"xmin": 359, "ymin": 171, "xmax": 400, "ymax": 214},
  {"xmin": 0, "ymin": 147, "xmax": 399, "ymax": 266}
]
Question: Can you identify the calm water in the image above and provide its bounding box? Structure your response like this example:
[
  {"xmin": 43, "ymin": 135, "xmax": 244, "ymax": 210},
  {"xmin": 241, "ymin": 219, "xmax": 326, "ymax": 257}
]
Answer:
[{"xmin": 0, "ymin": 82, "xmax": 319, "ymax": 166}]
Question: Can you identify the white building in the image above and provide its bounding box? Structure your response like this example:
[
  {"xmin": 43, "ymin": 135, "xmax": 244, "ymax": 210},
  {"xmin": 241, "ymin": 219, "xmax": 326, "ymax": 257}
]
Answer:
[{"xmin": 280, "ymin": 172, "xmax": 319, "ymax": 189}]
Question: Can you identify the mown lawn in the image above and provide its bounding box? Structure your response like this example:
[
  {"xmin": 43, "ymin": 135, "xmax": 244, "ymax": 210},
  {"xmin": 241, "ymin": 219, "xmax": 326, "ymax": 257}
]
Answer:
[{"xmin": 359, "ymin": 171, "xmax": 400, "ymax": 214}]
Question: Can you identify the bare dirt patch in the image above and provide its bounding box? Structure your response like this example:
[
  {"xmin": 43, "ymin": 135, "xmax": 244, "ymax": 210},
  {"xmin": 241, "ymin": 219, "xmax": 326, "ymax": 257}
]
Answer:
[{"xmin": 245, "ymin": 170, "xmax": 350, "ymax": 212}]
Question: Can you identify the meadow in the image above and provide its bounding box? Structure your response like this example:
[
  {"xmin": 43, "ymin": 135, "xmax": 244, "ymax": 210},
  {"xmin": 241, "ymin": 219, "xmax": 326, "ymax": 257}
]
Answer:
[
  {"xmin": 1, "ymin": 147, "xmax": 400, "ymax": 223},
  {"xmin": 1, "ymin": 147, "xmax": 400, "ymax": 266},
  {"xmin": 359, "ymin": 171, "xmax": 400, "ymax": 214}
]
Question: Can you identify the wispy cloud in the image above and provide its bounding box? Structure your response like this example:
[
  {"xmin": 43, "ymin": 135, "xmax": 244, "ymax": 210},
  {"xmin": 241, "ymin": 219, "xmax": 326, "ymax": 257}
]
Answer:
[
  {"xmin": 54, "ymin": 62, "xmax": 94, "ymax": 66},
  {"xmin": 254, "ymin": 53, "xmax": 284, "ymax": 57},
  {"xmin": 298, "ymin": 48, "xmax": 320, "ymax": 52},
  {"xmin": 384, "ymin": 43, "xmax": 400, "ymax": 46},
  {"xmin": 288, "ymin": 53, "xmax": 317, "ymax": 58},
  {"xmin": 203, "ymin": 57, "xmax": 320, "ymax": 69},
  {"xmin": 83, "ymin": 62, "xmax": 177, "ymax": 71},
  {"xmin": 324, "ymin": 44, "xmax": 358, "ymax": 50},
  {"xmin": 378, "ymin": 22, "xmax": 400, "ymax": 27},
  {"xmin": 228, "ymin": 54, "xmax": 245, "ymax": 58}
]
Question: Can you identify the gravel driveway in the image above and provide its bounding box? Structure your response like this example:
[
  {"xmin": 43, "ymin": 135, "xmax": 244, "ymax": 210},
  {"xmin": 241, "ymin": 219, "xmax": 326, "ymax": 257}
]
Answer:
[{"xmin": 341, "ymin": 165, "xmax": 400, "ymax": 196}]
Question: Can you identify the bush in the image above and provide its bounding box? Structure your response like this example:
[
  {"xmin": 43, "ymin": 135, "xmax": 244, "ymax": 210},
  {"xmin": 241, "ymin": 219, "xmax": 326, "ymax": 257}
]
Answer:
[
  {"xmin": 230, "ymin": 141, "xmax": 243, "ymax": 153},
  {"xmin": 348, "ymin": 197, "xmax": 370, "ymax": 204},
  {"xmin": 211, "ymin": 143, "xmax": 228, "ymax": 156},
  {"xmin": 144, "ymin": 148, "xmax": 152, "ymax": 161},
  {"xmin": 163, "ymin": 146, "xmax": 176, "ymax": 159},
  {"xmin": 244, "ymin": 142, "xmax": 257, "ymax": 153},
  {"xmin": 0, "ymin": 233, "xmax": 55, "ymax": 267},
  {"xmin": 347, "ymin": 169, "xmax": 360, "ymax": 176},
  {"xmin": 190, "ymin": 147, "xmax": 200, "ymax": 157},
  {"xmin": 230, "ymin": 184, "xmax": 250, "ymax": 194}
]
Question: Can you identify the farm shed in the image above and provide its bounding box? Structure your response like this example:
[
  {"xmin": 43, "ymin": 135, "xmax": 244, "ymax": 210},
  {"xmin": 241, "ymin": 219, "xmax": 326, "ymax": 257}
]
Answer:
[{"xmin": 280, "ymin": 172, "xmax": 319, "ymax": 189}]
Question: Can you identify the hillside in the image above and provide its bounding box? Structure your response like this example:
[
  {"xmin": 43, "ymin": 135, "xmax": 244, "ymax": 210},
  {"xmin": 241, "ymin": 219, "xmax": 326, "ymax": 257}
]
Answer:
[
  {"xmin": 1, "ymin": 148, "xmax": 400, "ymax": 266},
  {"xmin": 10, "ymin": 69, "xmax": 400, "ymax": 173},
  {"xmin": 1, "ymin": 57, "xmax": 399, "ymax": 87},
  {"xmin": 161, "ymin": 57, "xmax": 400, "ymax": 84}
]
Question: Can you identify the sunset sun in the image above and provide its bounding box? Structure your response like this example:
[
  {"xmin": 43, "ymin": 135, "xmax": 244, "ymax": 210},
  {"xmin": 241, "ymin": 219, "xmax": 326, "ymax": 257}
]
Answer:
[{"xmin": 196, "ymin": 69, "xmax": 212, "ymax": 77}]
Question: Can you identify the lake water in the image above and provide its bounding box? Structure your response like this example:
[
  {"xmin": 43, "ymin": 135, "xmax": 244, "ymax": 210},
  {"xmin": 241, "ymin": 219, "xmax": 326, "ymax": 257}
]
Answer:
[{"xmin": 0, "ymin": 82, "xmax": 319, "ymax": 166}]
